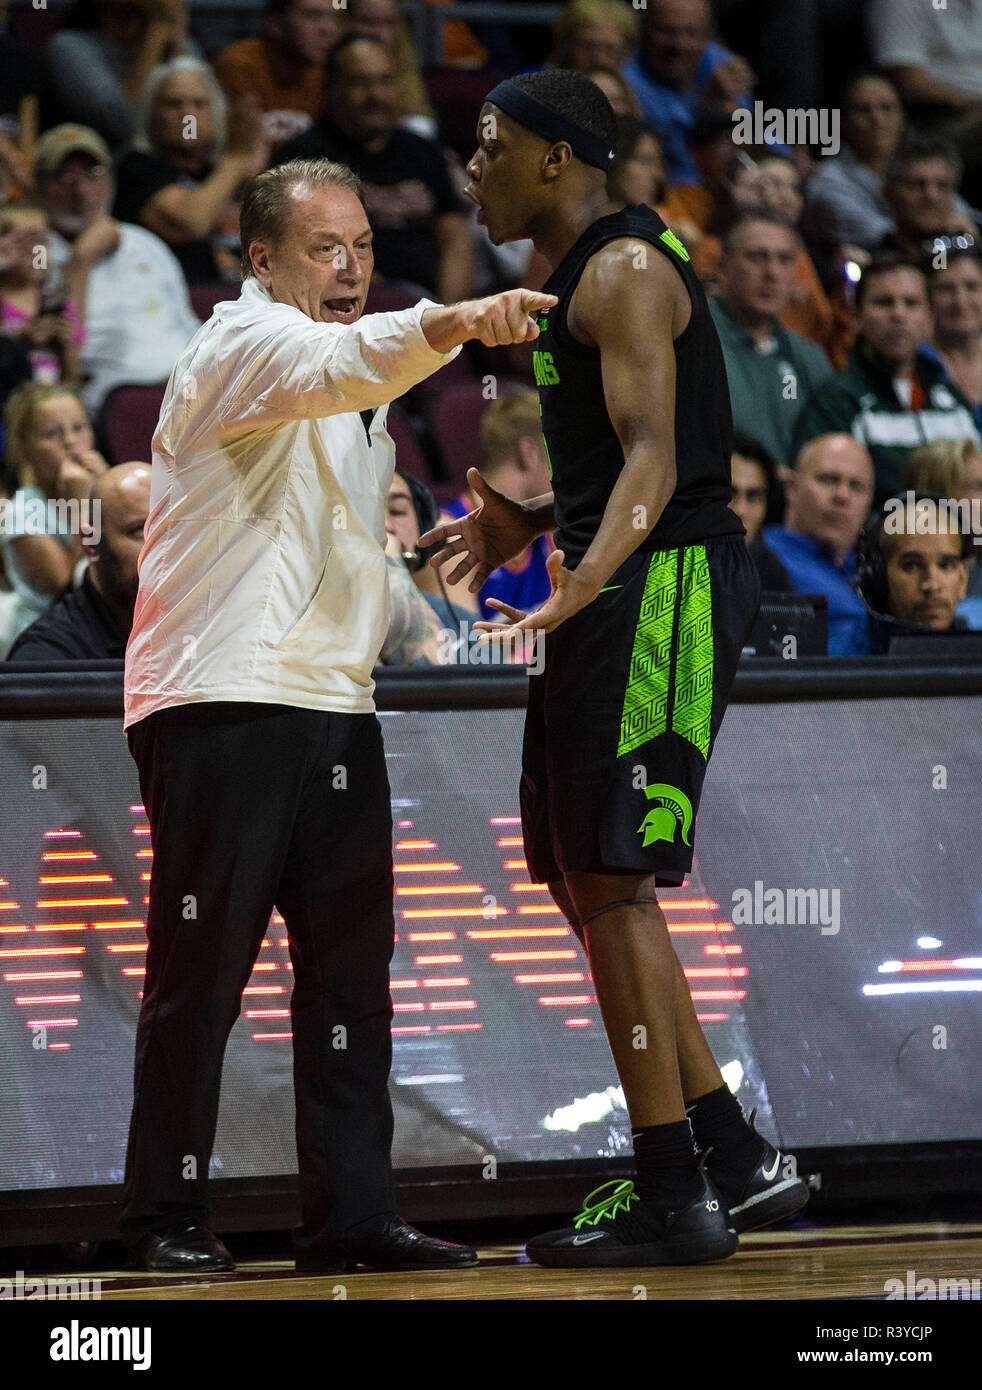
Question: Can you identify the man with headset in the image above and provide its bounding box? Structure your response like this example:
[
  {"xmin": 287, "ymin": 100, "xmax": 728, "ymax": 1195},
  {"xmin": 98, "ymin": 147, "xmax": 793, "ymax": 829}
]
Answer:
[{"xmin": 855, "ymin": 490, "xmax": 977, "ymax": 651}]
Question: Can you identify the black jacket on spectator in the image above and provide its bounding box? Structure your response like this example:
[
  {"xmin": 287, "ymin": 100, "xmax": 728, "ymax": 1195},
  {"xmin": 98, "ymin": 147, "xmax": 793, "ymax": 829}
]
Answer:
[
  {"xmin": 6, "ymin": 567, "xmax": 128, "ymax": 661},
  {"xmin": 275, "ymin": 121, "xmax": 461, "ymax": 296},
  {"xmin": 113, "ymin": 150, "xmax": 220, "ymax": 283}
]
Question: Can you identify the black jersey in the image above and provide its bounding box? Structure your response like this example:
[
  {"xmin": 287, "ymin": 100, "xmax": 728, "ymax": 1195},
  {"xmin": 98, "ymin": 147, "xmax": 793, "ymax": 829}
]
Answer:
[{"xmin": 533, "ymin": 204, "xmax": 743, "ymax": 565}]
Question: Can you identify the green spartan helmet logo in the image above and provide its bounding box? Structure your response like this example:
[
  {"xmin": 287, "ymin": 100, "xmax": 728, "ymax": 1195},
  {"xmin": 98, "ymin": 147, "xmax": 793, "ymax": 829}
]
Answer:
[{"xmin": 637, "ymin": 783, "xmax": 694, "ymax": 848}]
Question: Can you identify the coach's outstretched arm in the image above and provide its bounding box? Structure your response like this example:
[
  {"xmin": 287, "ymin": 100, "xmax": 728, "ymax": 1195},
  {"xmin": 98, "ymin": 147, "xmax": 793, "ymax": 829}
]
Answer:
[
  {"xmin": 194, "ymin": 288, "xmax": 558, "ymax": 433},
  {"xmin": 420, "ymin": 289, "xmax": 557, "ymax": 353}
]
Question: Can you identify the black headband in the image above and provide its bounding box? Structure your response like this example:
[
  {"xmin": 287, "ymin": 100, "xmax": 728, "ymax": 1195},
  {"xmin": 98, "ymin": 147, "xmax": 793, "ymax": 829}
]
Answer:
[{"xmin": 483, "ymin": 79, "xmax": 614, "ymax": 171}]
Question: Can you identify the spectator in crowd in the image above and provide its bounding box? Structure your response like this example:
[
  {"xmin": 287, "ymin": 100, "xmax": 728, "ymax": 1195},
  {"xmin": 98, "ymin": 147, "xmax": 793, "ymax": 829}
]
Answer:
[
  {"xmin": 0, "ymin": 203, "xmax": 85, "ymax": 384},
  {"xmin": 794, "ymin": 254, "xmax": 980, "ymax": 508},
  {"xmin": 860, "ymin": 491, "xmax": 976, "ymax": 651},
  {"xmin": 44, "ymin": 0, "xmax": 194, "ymax": 152},
  {"xmin": 879, "ymin": 136, "xmax": 979, "ymax": 261},
  {"xmin": 346, "ymin": 0, "xmax": 438, "ymax": 139},
  {"xmin": 927, "ymin": 248, "xmax": 982, "ymax": 430},
  {"xmin": 6, "ymin": 459, "xmax": 150, "ymax": 660},
  {"xmin": 277, "ymin": 36, "xmax": 475, "ymax": 305},
  {"xmin": 441, "ymin": 391, "xmax": 553, "ymax": 623},
  {"xmin": 212, "ymin": 0, "xmax": 340, "ymax": 151},
  {"xmin": 763, "ymin": 433, "xmax": 875, "ymax": 656},
  {"xmin": 622, "ymin": 0, "xmax": 754, "ymax": 186},
  {"xmin": 709, "ymin": 209, "xmax": 834, "ymax": 468},
  {"xmin": 867, "ymin": 0, "xmax": 982, "ymax": 206},
  {"xmin": 585, "ymin": 67, "xmax": 641, "ymax": 119},
  {"xmin": 36, "ymin": 124, "xmax": 200, "ymax": 416},
  {"xmin": 607, "ymin": 116, "xmax": 668, "ymax": 211},
  {"xmin": 693, "ymin": 148, "xmax": 852, "ymax": 367},
  {"xmin": 114, "ymin": 57, "xmax": 271, "ymax": 284},
  {"xmin": 547, "ymin": 0, "xmax": 640, "ymax": 75},
  {"xmin": 0, "ymin": 0, "xmax": 41, "ymax": 159},
  {"xmin": 728, "ymin": 431, "xmax": 791, "ymax": 590},
  {"xmin": 802, "ymin": 73, "xmax": 906, "ymax": 268},
  {"xmin": 905, "ymin": 437, "xmax": 982, "ymax": 600},
  {"xmin": 381, "ymin": 469, "xmax": 478, "ymax": 665},
  {"xmin": 0, "ymin": 381, "xmax": 108, "ymax": 639}
]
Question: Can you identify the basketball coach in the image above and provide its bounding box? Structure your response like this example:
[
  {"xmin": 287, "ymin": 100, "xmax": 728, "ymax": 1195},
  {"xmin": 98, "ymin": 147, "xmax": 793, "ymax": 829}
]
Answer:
[{"xmin": 120, "ymin": 157, "xmax": 556, "ymax": 1274}]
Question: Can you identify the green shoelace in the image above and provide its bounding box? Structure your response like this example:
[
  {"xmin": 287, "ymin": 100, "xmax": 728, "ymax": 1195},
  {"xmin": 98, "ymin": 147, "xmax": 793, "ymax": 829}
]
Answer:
[{"xmin": 572, "ymin": 1180, "xmax": 638, "ymax": 1229}]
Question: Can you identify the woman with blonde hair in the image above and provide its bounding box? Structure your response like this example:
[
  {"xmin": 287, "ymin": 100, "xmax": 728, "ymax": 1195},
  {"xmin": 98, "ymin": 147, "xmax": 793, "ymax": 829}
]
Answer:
[{"xmin": 0, "ymin": 381, "xmax": 107, "ymax": 640}]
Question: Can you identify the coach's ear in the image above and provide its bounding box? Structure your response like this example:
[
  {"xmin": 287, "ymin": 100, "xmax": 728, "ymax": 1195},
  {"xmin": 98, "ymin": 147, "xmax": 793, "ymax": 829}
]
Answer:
[{"xmin": 250, "ymin": 240, "xmax": 273, "ymax": 288}]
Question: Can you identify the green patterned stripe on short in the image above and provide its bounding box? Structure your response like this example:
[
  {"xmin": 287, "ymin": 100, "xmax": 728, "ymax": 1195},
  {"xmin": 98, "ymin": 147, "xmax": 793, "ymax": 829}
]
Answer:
[{"xmin": 617, "ymin": 546, "xmax": 713, "ymax": 759}]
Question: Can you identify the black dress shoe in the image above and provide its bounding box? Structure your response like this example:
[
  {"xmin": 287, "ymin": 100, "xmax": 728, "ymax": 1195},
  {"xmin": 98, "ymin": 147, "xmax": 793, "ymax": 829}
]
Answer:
[
  {"xmin": 130, "ymin": 1223, "xmax": 235, "ymax": 1272},
  {"xmin": 296, "ymin": 1218, "xmax": 477, "ymax": 1273}
]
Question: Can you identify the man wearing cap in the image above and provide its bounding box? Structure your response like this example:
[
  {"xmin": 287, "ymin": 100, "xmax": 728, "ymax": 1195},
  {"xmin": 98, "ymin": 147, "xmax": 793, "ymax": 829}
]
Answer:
[{"xmin": 36, "ymin": 124, "xmax": 200, "ymax": 417}]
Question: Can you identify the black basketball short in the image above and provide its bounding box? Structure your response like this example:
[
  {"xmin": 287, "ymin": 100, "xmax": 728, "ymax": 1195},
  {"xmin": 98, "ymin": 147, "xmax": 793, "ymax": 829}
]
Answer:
[{"xmin": 520, "ymin": 535, "xmax": 761, "ymax": 886}]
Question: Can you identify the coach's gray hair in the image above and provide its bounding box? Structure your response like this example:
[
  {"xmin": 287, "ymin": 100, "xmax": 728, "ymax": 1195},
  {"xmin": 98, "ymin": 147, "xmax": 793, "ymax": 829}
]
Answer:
[{"xmin": 239, "ymin": 159, "xmax": 365, "ymax": 279}]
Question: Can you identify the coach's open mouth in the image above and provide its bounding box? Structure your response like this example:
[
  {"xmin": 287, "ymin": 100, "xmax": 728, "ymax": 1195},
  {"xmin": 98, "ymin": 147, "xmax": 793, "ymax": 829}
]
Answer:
[{"xmin": 324, "ymin": 298, "xmax": 359, "ymax": 322}]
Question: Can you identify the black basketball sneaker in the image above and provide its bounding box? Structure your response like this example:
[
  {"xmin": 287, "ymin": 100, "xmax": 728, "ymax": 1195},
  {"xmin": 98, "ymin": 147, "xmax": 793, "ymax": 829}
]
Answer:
[
  {"xmin": 524, "ymin": 1173, "xmax": 738, "ymax": 1268},
  {"xmin": 701, "ymin": 1109, "xmax": 811, "ymax": 1234}
]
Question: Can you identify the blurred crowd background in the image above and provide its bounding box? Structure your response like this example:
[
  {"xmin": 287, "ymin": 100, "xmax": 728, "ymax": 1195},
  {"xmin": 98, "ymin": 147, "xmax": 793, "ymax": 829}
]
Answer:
[{"xmin": 3, "ymin": 0, "xmax": 982, "ymax": 663}]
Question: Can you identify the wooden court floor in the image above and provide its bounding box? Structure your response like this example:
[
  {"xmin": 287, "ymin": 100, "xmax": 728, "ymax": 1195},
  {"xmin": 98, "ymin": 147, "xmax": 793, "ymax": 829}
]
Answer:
[{"xmin": 58, "ymin": 1221, "xmax": 982, "ymax": 1300}]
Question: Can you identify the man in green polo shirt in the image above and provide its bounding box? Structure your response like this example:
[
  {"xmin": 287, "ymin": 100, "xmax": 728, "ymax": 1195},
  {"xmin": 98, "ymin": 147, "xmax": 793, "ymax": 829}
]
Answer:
[
  {"xmin": 793, "ymin": 253, "xmax": 980, "ymax": 509},
  {"xmin": 709, "ymin": 209, "xmax": 835, "ymax": 468}
]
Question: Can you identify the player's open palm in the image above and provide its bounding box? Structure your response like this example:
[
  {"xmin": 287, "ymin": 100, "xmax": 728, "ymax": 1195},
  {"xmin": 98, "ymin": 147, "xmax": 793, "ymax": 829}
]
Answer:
[
  {"xmin": 419, "ymin": 467, "xmax": 539, "ymax": 593},
  {"xmin": 474, "ymin": 547, "xmax": 599, "ymax": 640}
]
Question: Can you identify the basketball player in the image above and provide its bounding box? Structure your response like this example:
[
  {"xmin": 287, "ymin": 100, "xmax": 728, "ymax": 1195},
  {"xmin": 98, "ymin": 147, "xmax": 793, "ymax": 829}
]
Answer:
[{"xmin": 421, "ymin": 70, "xmax": 810, "ymax": 1267}]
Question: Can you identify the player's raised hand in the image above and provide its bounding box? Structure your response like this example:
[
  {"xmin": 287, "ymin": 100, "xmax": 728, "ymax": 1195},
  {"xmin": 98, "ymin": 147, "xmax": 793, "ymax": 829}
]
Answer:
[{"xmin": 419, "ymin": 466, "xmax": 540, "ymax": 592}]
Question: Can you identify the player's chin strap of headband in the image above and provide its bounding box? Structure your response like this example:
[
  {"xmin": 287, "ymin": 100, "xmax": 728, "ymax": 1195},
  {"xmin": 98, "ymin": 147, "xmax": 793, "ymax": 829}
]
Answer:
[
  {"xmin": 483, "ymin": 79, "xmax": 615, "ymax": 172},
  {"xmin": 578, "ymin": 898, "xmax": 661, "ymax": 927}
]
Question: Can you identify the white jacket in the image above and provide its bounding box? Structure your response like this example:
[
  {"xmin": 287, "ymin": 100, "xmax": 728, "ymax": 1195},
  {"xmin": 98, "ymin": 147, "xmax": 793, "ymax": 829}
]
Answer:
[{"xmin": 123, "ymin": 277, "xmax": 460, "ymax": 730}]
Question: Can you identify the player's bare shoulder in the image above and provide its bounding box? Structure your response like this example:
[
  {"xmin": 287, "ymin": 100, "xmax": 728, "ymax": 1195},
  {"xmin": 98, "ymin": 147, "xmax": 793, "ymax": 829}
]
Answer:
[{"xmin": 568, "ymin": 235, "xmax": 691, "ymax": 348}]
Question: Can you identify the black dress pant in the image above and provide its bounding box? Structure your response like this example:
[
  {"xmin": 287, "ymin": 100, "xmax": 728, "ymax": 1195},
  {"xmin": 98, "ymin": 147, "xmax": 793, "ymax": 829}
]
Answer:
[{"xmin": 120, "ymin": 701, "xmax": 397, "ymax": 1258}]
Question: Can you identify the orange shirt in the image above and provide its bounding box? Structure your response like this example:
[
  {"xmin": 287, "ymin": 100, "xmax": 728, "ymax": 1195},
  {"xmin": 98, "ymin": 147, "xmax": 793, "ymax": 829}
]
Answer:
[{"xmin": 212, "ymin": 38, "xmax": 324, "ymax": 148}]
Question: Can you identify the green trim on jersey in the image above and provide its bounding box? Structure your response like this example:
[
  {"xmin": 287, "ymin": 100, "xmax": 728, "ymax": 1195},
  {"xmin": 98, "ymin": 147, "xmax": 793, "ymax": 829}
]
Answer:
[
  {"xmin": 659, "ymin": 227, "xmax": 691, "ymax": 263},
  {"xmin": 674, "ymin": 547, "xmax": 713, "ymax": 758},
  {"xmin": 538, "ymin": 398, "xmax": 553, "ymax": 480},
  {"xmin": 617, "ymin": 546, "xmax": 713, "ymax": 759}
]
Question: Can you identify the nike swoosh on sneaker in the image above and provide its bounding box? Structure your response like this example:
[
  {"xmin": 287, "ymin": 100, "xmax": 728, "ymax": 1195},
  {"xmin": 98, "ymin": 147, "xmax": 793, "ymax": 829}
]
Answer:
[
  {"xmin": 762, "ymin": 1152, "xmax": 781, "ymax": 1182},
  {"xmin": 571, "ymin": 1232, "xmax": 607, "ymax": 1245}
]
